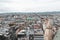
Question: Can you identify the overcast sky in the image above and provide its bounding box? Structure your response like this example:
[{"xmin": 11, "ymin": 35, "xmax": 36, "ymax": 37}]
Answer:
[{"xmin": 0, "ymin": 0, "xmax": 60, "ymax": 13}]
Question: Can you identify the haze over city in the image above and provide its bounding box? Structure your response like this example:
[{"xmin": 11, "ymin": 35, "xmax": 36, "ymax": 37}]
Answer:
[{"xmin": 0, "ymin": 0, "xmax": 60, "ymax": 13}]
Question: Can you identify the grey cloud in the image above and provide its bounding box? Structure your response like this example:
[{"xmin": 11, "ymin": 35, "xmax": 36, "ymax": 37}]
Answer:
[
  {"xmin": 0, "ymin": 0, "xmax": 60, "ymax": 12},
  {"xmin": 0, "ymin": 0, "xmax": 12, "ymax": 3}
]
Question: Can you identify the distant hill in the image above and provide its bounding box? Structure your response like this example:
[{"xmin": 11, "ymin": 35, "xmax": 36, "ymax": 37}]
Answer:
[{"xmin": 0, "ymin": 11, "xmax": 60, "ymax": 15}]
